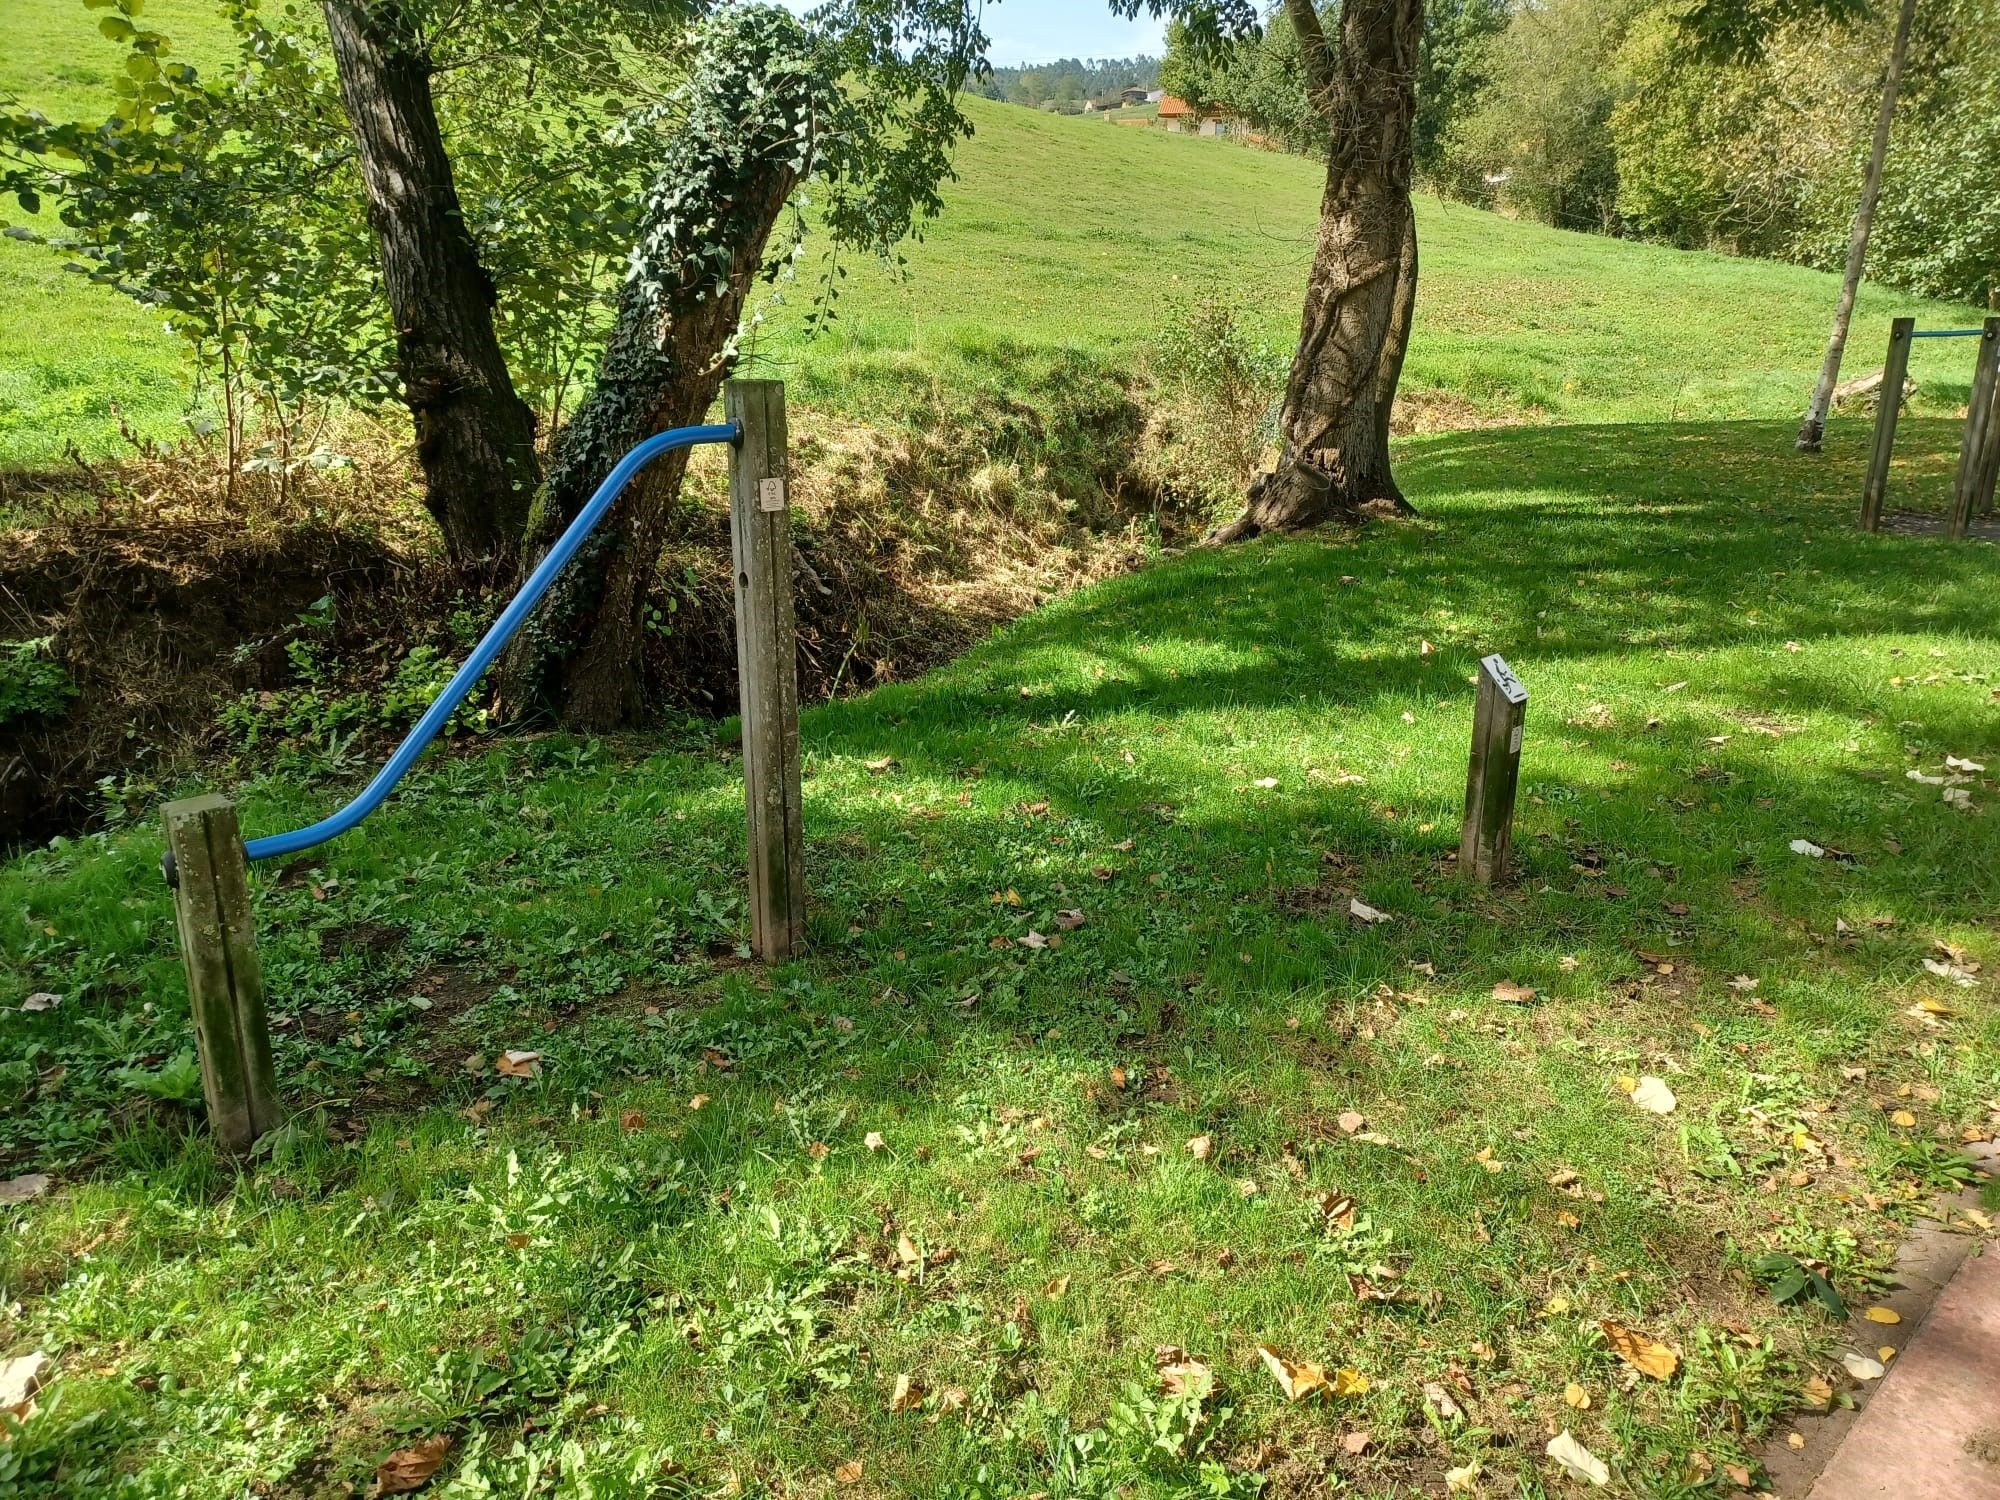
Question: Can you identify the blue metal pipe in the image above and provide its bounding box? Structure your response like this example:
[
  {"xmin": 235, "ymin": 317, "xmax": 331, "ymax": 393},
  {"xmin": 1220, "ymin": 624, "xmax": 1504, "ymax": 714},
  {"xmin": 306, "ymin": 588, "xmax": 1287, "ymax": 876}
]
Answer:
[
  {"xmin": 1909, "ymin": 329, "xmax": 1989, "ymax": 339},
  {"xmin": 240, "ymin": 422, "xmax": 741, "ymax": 864}
]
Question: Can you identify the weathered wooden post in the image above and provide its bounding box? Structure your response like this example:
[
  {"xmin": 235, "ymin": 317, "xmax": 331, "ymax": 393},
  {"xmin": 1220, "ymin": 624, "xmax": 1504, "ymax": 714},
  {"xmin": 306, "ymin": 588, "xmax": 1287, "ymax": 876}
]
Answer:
[
  {"xmin": 1976, "ymin": 348, "xmax": 2000, "ymax": 520},
  {"xmin": 1460, "ymin": 655, "xmax": 1528, "ymax": 886},
  {"xmin": 1859, "ymin": 317, "xmax": 1914, "ymax": 533},
  {"xmin": 1948, "ymin": 318, "xmax": 2000, "ymax": 539},
  {"xmin": 726, "ymin": 380, "xmax": 805, "ymax": 962},
  {"xmin": 162, "ymin": 795, "xmax": 280, "ymax": 1152}
]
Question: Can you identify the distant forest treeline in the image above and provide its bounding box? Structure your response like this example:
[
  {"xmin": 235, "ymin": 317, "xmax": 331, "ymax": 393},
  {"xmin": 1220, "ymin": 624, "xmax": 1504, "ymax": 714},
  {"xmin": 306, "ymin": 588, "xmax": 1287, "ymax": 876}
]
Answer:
[{"xmin": 970, "ymin": 56, "xmax": 1163, "ymax": 112}]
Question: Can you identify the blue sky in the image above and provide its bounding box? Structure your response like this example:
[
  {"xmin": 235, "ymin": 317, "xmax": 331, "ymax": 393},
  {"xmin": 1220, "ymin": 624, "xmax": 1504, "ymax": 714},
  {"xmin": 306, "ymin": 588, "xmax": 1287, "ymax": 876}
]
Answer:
[{"xmin": 780, "ymin": 2, "xmax": 1169, "ymax": 66}]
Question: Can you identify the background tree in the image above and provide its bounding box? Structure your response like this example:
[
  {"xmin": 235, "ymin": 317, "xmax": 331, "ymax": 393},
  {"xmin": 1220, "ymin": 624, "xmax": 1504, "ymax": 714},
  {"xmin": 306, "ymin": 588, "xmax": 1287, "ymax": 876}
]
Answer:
[
  {"xmin": 1675, "ymin": 0, "xmax": 1917, "ymax": 452},
  {"xmin": 1123, "ymin": 0, "xmax": 1425, "ymax": 542},
  {"xmin": 1455, "ymin": 0, "xmax": 1637, "ymax": 232}
]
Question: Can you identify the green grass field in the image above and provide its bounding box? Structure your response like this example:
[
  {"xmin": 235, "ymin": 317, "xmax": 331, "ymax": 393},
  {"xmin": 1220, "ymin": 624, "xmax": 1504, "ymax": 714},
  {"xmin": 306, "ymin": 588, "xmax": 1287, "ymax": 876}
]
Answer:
[
  {"xmin": 3, "ymin": 4, "xmax": 1999, "ymax": 1497},
  {"xmin": 3, "ymin": 418, "xmax": 1996, "ymax": 1496},
  {"xmin": 1, "ymin": 0, "xmax": 1991, "ymax": 469}
]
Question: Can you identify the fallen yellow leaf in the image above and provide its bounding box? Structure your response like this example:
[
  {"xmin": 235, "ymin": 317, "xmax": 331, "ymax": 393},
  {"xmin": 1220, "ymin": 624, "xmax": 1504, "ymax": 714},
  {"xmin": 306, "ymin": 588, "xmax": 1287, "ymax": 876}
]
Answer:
[
  {"xmin": 1864, "ymin": 1306, "xmax": 1901, "ymax": 1325},
  {"xmin": 1564, "ymin": 1382, "xmax": 1591, "ymax": 1409},
  {"xmin": 1186, "ymin": 1135, "xmax": 1214, "ymax": 1161},
  {"xmin": 1256, "ymin": 1344, "xmax": 1330, "ymax": 1402},
  {"xmin": 1600, "ymin": 1319, "xmax": 1679, "ymax": 1380}
]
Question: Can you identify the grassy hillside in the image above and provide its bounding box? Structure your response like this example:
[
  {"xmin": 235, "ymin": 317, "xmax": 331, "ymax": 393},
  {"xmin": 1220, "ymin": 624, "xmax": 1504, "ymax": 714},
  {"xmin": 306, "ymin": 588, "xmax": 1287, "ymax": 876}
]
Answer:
[{"xmin": 0, "ymin": 0, "xmax": 1990, "ymax": 469}]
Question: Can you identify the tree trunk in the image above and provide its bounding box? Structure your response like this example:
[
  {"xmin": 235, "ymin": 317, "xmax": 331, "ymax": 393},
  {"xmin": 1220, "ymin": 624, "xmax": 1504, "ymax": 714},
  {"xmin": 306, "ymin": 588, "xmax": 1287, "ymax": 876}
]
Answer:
[
  {"xmin": 1211, "ymin": 0, "xmax": 1424, "ymax": 544},
  {"xmin": 321, "ymin": 0, "xmax": 540, "ymax": 565},
  {"xmin": 1795, "ymin": 0, "xmax": 1918, "ymax": 454},
  {"xmin": 502, "ymin": 8, "xmax": 822, "ymax": 730}
]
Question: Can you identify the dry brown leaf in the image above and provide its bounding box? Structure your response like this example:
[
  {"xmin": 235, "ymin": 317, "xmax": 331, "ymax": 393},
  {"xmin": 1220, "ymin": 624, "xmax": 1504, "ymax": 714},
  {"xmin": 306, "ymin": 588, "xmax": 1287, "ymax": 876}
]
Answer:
[
  {"xmin": 1341, "ymin": 1430, "xmax": 1371, "ymax": 1456},
  {"xmin": 1600, "ymin": 1319, "xmax": 1679, "ymax": 1380},
  {"xmin": 687, "ymin": 1094, "xmax": 711, "ymax": 1111},
  {"xmin": 618, "ymin": 1109, "xmax": 646, "ymax": 1132},
  {"xmin": 889, "ymin": 1372, "xmax": 924, "ymax": 1412},
  {"xmin": 1802, "ymin": 1375, "xmax": 1834, "ymax": 1407},
  {"xmin": 834, "ymin": 1459, "xmax": 865, "ymax": 1486},
  {"xmin": 1256, "ymin": 1345, "xmax": 1330, "ymax": 1402},
  {"xmin": 1337, "ymin": 1110, "xmax": 1367, "ymax": 1135},
  {"xmin": 1492, "ymin": 981, "xmax": 1538, "ymax": 1004},
  {"xmin": 495, "ymin": 1050, "xmax": 541, "ymax": 1079},
  {"xmin": 865, "ymin": 1130, "xmax": 887, "ymax": 1151},
  {"xmin": 1563, "ymin": 1382, "xmax": 1591, "ymax": 1410},
  {"xmin": 374, "ymin": 1434, "xmax": 450, "ymax": 1496},
  {"xmin": 1158, "ymin": 1357, "xmax": 1214, "ymax": 1399},
  {"xmin": 1042, "ymin": 1274, "xmax": 1070, "ymax": 1298},
  {"xmin": 1186, "ymin": 1134, "xmax": 1214, "ymax": 1161}
]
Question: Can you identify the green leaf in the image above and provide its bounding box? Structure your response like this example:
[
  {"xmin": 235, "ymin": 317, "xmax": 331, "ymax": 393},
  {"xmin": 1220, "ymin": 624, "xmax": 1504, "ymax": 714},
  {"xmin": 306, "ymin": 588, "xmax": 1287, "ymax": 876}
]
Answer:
[{"xmin": 98, "ymin": 14, "xmax": 137, "ymax": 41}]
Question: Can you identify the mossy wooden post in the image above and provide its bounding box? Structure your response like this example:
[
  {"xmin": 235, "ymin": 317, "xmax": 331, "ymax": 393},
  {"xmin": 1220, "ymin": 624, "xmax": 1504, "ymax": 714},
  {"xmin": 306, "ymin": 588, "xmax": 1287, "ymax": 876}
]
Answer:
[
  {"xmin": 162, "ymin": 794, "xmax": 280, "ymax": 1153},
  {"xmin": 1859, "ymin": 317, "xmax": 1914, "ymax": 533},
  {"xmin": 1948, "ymin": 318, "xmax": 2000, "ymax": 539},
  {"xmin": 1460, "ymin": 655, "xmax": 1528, "ymax": 886},
  {"xmin": 1976, "ymin": 342, "xmax": 2000, "ymax": 520},
  {"xmin": 726, "ymin": 380, "xmax": 805, "ymax": 962}
]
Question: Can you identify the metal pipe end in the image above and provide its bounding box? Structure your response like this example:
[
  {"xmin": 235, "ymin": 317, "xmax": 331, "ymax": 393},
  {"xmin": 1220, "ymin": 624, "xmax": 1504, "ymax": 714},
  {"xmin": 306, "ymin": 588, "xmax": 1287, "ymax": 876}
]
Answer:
[{"xmin": 161, "ymin": 849, "xmax": 178, "ymax": 889}]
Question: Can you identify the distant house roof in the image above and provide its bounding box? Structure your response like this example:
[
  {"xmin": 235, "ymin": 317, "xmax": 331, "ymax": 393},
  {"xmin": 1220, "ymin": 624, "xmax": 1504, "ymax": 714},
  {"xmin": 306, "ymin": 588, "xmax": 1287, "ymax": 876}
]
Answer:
[{"xmin": 1157, "ymin": 95, "xmax": 1195, "ymax": 118}]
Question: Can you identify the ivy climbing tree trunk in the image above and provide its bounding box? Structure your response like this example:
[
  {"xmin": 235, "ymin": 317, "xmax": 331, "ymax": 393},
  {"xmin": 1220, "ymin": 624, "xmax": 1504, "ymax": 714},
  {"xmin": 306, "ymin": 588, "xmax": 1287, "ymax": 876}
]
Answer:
[
  {"xmin": 502, "ymin": 8, "xmax": 826, "ymax": 731},
  {"xmin": 1794, "ymin": 0, "xmax": 1918, "ymax": 454},
  {"xmin": 322, "ymin": 0, "xmax": 540, "ymax": 566},
  {"xmin": 1209, "ymin": 0, "xmax": 1423, "ymax": 543}
]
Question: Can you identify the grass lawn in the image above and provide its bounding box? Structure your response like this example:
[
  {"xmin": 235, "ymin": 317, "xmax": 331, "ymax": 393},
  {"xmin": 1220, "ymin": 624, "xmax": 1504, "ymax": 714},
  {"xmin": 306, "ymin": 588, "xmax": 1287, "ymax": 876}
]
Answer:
[{"xmin": 2, "ymin": 416, "xmax": 1995, "ymax": 1497}]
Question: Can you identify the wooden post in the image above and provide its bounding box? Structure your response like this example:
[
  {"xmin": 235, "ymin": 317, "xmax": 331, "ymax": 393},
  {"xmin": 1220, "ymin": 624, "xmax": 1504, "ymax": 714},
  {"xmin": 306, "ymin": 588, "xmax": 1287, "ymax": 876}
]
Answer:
[
  {"xmin": 726, "ymin": 380, "xmax": 805, "ymax": 962},
  {"xmin": 1948, "ymin": 318, "xmax": 2000, "ymax": 539},
  {"xmin": 1977, "ymin": 351, "xmax": 2000, "ymax": 520},
  {"xmin": 1460, "ymin": 655, "xmax": 1528, "ymax": 886},
  {"xmin": 1859, "ymin": 317, "xmax": 1914, "ymax": 533},
  {"xmin": 162, "ymin": 794, "xmax": 280, "ymax": 1153}
]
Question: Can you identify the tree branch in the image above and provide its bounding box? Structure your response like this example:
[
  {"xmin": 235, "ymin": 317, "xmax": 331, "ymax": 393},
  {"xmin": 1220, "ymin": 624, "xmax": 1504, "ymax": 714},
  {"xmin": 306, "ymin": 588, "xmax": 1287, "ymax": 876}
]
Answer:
[{"xmin": 1285, "ymin": 0, "xmax": 1337, "ymax": 113}]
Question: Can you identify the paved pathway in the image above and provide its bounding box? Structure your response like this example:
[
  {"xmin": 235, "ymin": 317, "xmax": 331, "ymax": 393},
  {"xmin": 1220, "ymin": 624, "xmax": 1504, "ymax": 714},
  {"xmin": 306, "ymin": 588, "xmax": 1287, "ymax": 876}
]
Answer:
[{"xmin": 1805, "ymin": 1245, "xmax": 2000, "ymax": 1500}]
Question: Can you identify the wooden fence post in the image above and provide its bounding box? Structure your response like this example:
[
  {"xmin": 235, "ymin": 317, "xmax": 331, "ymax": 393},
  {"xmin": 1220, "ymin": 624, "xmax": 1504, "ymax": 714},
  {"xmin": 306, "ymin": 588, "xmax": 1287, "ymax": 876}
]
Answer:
[
  {"xmin": 726, "ymin": 380, "xmax": 805, "ymax": 962},
  {"xmin": 1860, "ymin": 317, "xmax": 1914, "ymax": 533},
  {"xmin": 1460, "ymin": 655, "xmax": 1529, "ymax": 886},
  {"xmin": 162, "ymin": 794, "xmax": 280, "ymax": 1153},
  {"xmin": 1977, "ymin": 349, "xmax": 2000, "ymax": 521},
  {"xmin": 1948, "ymin": 318, "xmax": 2000, "ymax": 539}
]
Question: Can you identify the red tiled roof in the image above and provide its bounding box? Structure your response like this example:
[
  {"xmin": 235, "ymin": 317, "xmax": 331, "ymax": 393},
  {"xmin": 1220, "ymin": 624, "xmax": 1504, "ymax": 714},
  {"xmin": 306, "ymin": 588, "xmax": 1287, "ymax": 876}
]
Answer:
[{"xmin": 1157, "ymin": 95, "xmax": 1195, "ymax": 117}]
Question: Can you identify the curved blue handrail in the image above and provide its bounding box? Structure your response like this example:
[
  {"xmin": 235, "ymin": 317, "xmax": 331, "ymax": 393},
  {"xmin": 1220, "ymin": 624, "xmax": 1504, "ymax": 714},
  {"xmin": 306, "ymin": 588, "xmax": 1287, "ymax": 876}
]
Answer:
[{"xmin": 241, "ymin": 422, "xmax": 741, "ymax": 863}]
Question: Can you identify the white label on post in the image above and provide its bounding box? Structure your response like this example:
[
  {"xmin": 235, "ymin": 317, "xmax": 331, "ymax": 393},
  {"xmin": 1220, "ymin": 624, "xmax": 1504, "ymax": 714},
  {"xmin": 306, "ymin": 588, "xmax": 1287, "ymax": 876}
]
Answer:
[
  {"xmin": 758, "ymin": 478, "xmax": 787, "ymax": 512},
  {"xmin": 1509, "ymin": 725, "xmax": 1524, "ymax": 755}
]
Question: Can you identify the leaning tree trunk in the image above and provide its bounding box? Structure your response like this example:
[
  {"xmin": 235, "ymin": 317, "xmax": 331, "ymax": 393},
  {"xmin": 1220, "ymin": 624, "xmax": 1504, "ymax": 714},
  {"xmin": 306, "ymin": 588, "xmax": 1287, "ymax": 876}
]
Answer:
[
  {"xmin": 502, "ymin": 8, "xmax": 825, "ymax": 730},
  {"xmin": 322, "ymin": 0, "xmax": 540, "ymax": 566},
  {"xmin": 1795, "ymin": 0, "xmax": 1918, "ymax": 454},
  {"xmin": 1211, "ymin": 0, "xmax": 1424, "ymax": 544}
]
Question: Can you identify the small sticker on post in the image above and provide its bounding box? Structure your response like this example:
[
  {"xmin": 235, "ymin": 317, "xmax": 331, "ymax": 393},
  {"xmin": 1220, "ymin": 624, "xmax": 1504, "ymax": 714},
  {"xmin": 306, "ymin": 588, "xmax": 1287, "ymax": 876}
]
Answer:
[
  {"xmin": 758, "ymin": 477, "xmax": 787, "ymax": 513},
  {"xmin": 1510, "ymin": 725, "xmax": 1524, "ymax": 755}
]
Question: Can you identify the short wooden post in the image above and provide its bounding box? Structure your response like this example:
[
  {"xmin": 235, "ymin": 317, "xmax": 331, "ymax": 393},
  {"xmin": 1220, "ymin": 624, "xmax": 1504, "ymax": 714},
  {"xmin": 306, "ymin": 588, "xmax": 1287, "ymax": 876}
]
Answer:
[
  {"xmin": 1460, "ymin": 655, "xmax": 1528, "ymax": 886},
  {"xmin": 1948, "ymin": 318, "xmax": 2000, "ymax": 539},
  {"xmin": 1976, "ymin": 355, "xmax": 2000, "ymax": 520},
  {"xmin": 1859, "ymin": 317, "xmax": 1914, "ymax": 533},
  {"xmin": 726, "ymin": 380, "xmax": 805, "ymax": 962},
  {"xmin": 162, "ymin": 794, "xmax": 280, "ymax": 1153}
]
